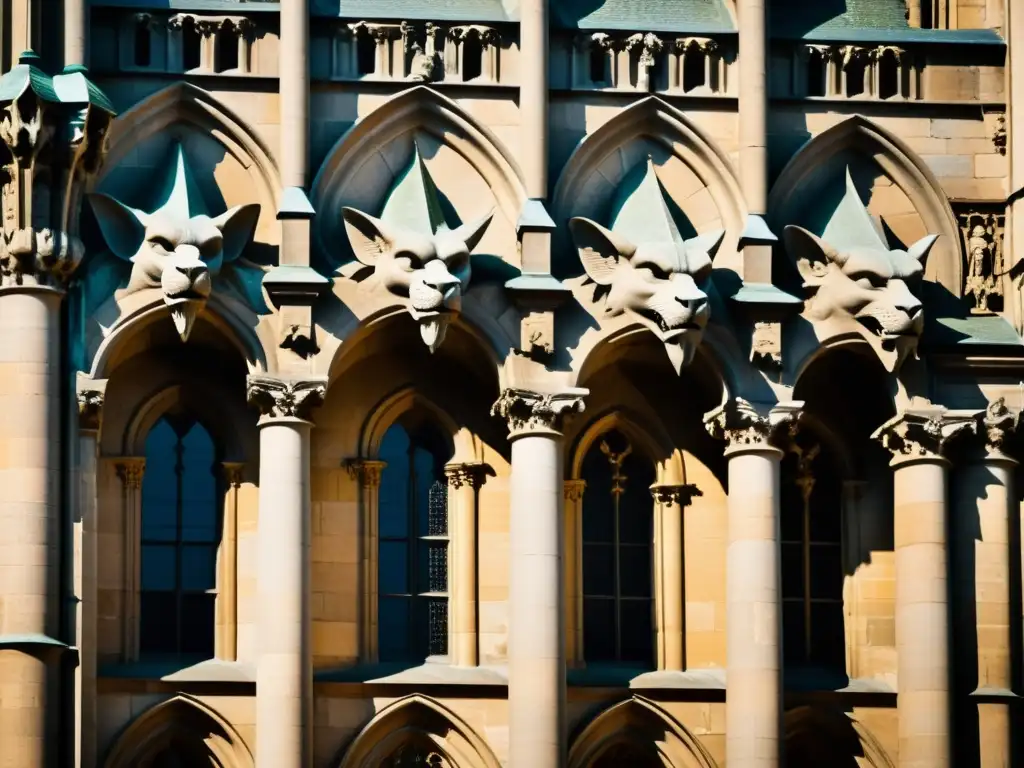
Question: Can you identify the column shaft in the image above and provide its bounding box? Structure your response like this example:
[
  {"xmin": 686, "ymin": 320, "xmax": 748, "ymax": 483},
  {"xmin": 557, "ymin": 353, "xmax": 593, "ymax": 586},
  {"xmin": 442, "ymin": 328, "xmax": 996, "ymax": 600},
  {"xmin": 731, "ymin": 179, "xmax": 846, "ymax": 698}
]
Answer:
[
  {"xmin": 738, "ymin": 0, "xmax": 768, "ymax": 213},
  {"xmin": 657, "ymin": 497, "xmax": 684, "ymax": 671},
  {"xmin": 255, "ymin": 418, "xmax": 312, "ymax": 768},
  {"xmin": 74, "ymin": 425, "xmax": 99, "ymax": 768},
  {"xmin": 449, "ymin": 471, "xmax": 479, "ymax": 668},
  {"xmin": 519, "ymin": 0, "xmax": 549, "ymax": 198},
  {"xmin": 725, "ymin": 448, "xmax": 783, "ymax": 768},
  {"xmin": 65, "ymin": 0, "xmax": 86, "ymax": 66},
  {"xmin": 280, "ymin": 0, "xmax": 309, "ymax": 188},
  {"xmin": 509, "ymin": 433, "xmax": 565, "ymax": 768},
  {"xmin": 893, "ymin": 459, "xmax": 951, "ymax": 768},
  {"xmin": 0, "ymin": 287, "xmax": 63, "ymax": 768}
]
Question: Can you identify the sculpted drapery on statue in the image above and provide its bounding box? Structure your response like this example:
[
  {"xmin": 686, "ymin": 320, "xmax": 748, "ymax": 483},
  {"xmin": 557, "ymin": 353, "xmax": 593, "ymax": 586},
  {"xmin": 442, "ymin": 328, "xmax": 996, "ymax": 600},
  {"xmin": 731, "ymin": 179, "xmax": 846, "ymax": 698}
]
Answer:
[
  {"xmin": 568, "ymin": 157, "xmax": 725, "ymax": 373},
  {"xmin": 784, "ymin": 167, "xmax": 939, "ymax": 372},
  {"xmin": 339, "ymin": 142, "xmax": 494, "ymax": 353},
  {"xmin": 87, "ymin": 142, "xmax": 264, "ymax": 341}
]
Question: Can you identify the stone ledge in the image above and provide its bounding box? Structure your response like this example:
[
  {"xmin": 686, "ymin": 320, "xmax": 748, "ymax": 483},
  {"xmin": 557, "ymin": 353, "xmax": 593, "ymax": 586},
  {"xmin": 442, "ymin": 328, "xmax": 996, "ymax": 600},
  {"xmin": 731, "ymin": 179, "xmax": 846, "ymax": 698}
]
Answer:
[
  {"xmin": 316, "ymin": 661, "xmax": 509, "ymax": 686},
  {"xmin": 99, "ymin": 658, "xmax": 256, "ymax": 683}
]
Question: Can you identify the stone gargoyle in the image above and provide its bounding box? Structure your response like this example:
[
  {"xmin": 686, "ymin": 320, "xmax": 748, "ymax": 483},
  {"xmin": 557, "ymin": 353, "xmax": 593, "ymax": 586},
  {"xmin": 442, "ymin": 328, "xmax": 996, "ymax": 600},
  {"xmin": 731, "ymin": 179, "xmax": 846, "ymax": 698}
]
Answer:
[
  {"xmin": 783, "ymin": 167, "xmax": 938, "ymax": 371},
  {"xmin": 568, "ymin": 157, "xmax": 725, "ymax": 373},
  {"xmin": 87, "ymin": 143, "xmax": 262, "ymax": 342},
  {"xmin": 340, "ymin": 143, "xmax": 493, "ymax": 353}
]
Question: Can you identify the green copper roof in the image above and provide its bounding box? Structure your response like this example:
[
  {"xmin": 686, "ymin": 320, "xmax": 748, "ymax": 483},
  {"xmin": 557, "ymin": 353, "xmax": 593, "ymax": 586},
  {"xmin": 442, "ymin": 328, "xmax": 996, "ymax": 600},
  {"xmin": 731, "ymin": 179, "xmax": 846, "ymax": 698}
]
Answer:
[
  {"xmin": 770, "ymin": 0, "xmax": 907, "ymax": 34},
  {"xmin": 52, "ymin": 65, "xmax": 116, "ymax": 115},
  {"xmin": 328, "ymin": 0, "xmax": 511, "ymax": 21},
  {"xmin": 554, "ymin": 0, "xmax": 733, "ymax": 32},
  {"xmin": 927, "ymin": 316, "xmax": 1024, "ymax": 348},
  {"xmin": 0, "ymin": 51, "xmax": 59, "ymax": 105},
  {"xmin": 380, "ymin": 144, "xmax": 449, "ymax": 234}
]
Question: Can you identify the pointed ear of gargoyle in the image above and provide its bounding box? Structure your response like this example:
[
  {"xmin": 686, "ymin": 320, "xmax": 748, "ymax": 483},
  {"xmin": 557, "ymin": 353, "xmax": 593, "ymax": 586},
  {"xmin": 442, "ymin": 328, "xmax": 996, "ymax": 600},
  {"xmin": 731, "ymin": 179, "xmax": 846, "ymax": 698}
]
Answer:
[
  {"xmin": 87, "ymin": 193, "xmax": 147, "ymax": 262},
  {"xmin": 342, "ymin": 208, "xmax": 397, "ymax": 267},
  {"xmin": 212, "ymin": 204, "xmax": 261, "ymax": 263},
  {"xmin": 450, "ymin": 209, "xmax": 494, "ymax": 252},
  {"xmin": 568, "ymin": 216, "xmax": 636, "ymax": 286},
  {"xmin": 907, "ymin": 233, "xmax": 939, "ymax": 264},
  {"xmin": 784, "ymin": 225, "xmax": 840, "ymax": 285},
  {"xmin": 684, "ymin": 229, "xmax": 725, "ymax": 278}
]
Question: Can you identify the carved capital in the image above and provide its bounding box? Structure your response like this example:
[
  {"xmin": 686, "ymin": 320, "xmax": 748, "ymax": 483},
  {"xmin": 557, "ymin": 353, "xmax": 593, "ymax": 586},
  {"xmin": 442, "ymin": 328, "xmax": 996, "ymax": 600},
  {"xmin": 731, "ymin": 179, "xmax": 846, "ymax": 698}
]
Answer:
[
  {"xmin": 115, "ymin": 458, "xmax": 146, "ymax": 490},
  {"xmin": 343, "ymin": 458, "xmax": 387, "ymax": 488},
  {"xmin": 246, "ymin": 375, "xmax": 326, "ymax": 421},
  {"xmin": 1, "ymin": 228, "xmax": 84, "ymax": 288},
  {"xmin": 444, "ymin": 462, "xmax": 495, "ymax": 490},
  {"xmin": 980, "ymin": 398, "xmax": 1020, "ymax": 458},
  {"xmin": 872, "ymin": 408, "xmax": 976, "ymax": 463},
  {"xmin": 703, "ymin": 398, "xmax": 802, "ymax": 453},
  {"xmin": 564, "ymin": 479, "xmax": 586, "ymax": 502},
  {"xmin": 491, "ymin": 387, "xmax": 587, "ymax": 438},
  {"xmin": 650, "ymin": 483, "xmax": 702, "ymax": 507},
  {"xmin": 222, "ymin": 462, "xmax": 245, "ymax": 488},
  {"xmin": 77, "ymin": 387, "xmax": 104, "ymax": 432}
]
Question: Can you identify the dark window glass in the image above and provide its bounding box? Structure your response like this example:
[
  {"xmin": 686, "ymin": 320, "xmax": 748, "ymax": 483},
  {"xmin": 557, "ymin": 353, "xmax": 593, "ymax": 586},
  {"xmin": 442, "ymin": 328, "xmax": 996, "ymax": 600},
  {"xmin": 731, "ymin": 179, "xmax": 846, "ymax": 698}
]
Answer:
[
  {"xmin": 878, "ymin": 50, "xmax": 899, "ymax": 99},
  {"xmin": 356, "ymin": 30, "xmax": 376, "ymax": 75},
  {"xmin": 780, "ymin": 439, "xmax": 845, "ymax": 671},
  {"xmin": 214, "ymin": 23, "xmax": 238, "ymax": 72},
  {"xmin": 377, "ymin": 418, "xmax": 452, "ymax": 662},
  {"xmin": 182, "ymin": 20, "xmax": 201, "ymax": 71},
  {"xmin": 134, "ymin": 22, "xmax": 151, "ymax": 67},
  {"xmin": 589, "ymin": 46, "xmax": 606, "ymax": 84},
  {"xmin": 683, "ymin": 49, "xmax": 705, "ymax": 92},
  {"xmin": 462, "ymin": 32, "xmax": 482, "ymax": 81},
  {"xmin": 845, "ymin": 57, "xmax": 866, "ymax": 97},
  {"xmin": 581, "ymin": 429, "xmax": 655, "ymax": 666},
  {"xmin": 806, "ymin": 50, "xmax": 826, "ymax": 97},
  {"xmin": 139, "ymin": 416, "xmax": 219, "ymax": 660}
]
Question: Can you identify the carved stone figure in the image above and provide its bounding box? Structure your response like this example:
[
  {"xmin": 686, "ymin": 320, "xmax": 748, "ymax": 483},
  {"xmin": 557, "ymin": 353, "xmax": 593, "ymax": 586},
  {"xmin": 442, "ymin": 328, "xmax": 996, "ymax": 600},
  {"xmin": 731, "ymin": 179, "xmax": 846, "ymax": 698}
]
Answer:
[
  {"xmin": 568, "ymin": 157, "xmax": 724, "ymax": 373},
  {"xmin": 783, "ymin": 167, "xmax": 938, "ymax": 370},
  {"xmin": 88, "ymin": 143, "xmax": 261, "ymax": 341},
  {"xmin": 959, "ymin": 211, "xmax": 1003, "ymax": 314},
  {"xmin": 340, "ymin": 143, "xmax": 493, "ymax": 352}
]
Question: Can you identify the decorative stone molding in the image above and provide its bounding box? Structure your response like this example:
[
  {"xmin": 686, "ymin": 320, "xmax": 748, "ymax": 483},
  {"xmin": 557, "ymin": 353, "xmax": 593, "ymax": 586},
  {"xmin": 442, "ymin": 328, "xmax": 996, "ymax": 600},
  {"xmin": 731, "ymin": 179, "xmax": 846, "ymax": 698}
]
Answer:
[
  {"xmin": 338, "ymin": 143, "xmax": 493, "ymax": 353},
  {"xmin": 797, "ymin": 43, "xmax": 917, "ymax": 100},
  {"xmin": 115, "ymin": 457, "xmax": 145, "ymax": 490},
  {"xmin": 246, "ymin": 375, "xmax": 327, "ymax": 420},
  {"xmin": 563, "ymin": 479, "xmax": 586, "ymax": 502},
  {"xmin": 669, "ymin": 37, "xmax": 723, "ymax": 94},
  {"xmin": 446, "ymin": 25, "xmax": 501, "ymax": 82},
  {"xmin": 872, "ymin": 408, "xmax": 976, "ymax": 463},
  {"xmin": 783, "ymin": 167, "xmax": 938, "ymax": 373},
  {"xmin": 444, "ymin": 462, "xmax": 495, "ymax": 490},
  {"xmin": 491, "ymin": 387, "xmax": 587, "ymax": 438},
  {"xmin": 88, "ymin": 142, "xmax": 263, "ymax": 342},
  {"xmin": 403, "ymin": 22, "xmax": 443, "ymax": 82},
  {"xmin": 568, "ymin": 157, "xmax": 724, "ymax": 374},
  {"xmin": 0, "ymin": 53, "xmax": 114, "ymax": 289},
  {"xmin": 650, "ymin": 483, "xmax": 702, "ymax": 507},
  {"xmin": 343, "ymin": 458, "xmax": 387, "ymax": 487},
  {"xmin": 625, "ymin": 33, "xmax": 663, "ymax": 91},
  {"xmin": 958, "ymin": 209, "xmax": 1005, "ymax": 314},
  {"xmin": 993, "ymin": 115, "xmax": 1007, "ymax": 156},
  {"xmin": 165, "ymin": 14, "xmax": 258, "ymax": 74},
  {"xmin": 979, "ymin": 398, "xmax": 1020, "ymax": 458},
  {"xmin": 703, "ymin": 398, "xmax": 803, "ymax": 452}
]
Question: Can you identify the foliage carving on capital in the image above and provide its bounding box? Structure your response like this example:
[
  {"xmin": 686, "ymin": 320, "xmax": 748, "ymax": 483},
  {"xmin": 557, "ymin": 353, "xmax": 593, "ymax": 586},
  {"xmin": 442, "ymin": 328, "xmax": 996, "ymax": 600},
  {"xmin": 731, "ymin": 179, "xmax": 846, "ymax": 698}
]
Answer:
[
  {"xmin": 87, "ymin": 142, "xmax": 263, "ymax": 342},
  {"xmin": 338, "ymin": 142, "xmax": 493, "ymax": 353},
  {"xmin": 77, "ymin": 387, "xmax": 104, "ymax": 432},
  {"xmin": 246, "ymin": 375, "xmax": 326, "ymax": 420},
  {"xmin": 980, "ymin": 398, "xmax": 1019, "ymax": 457},
  {"xmin": 115, "ymin": 458, "xmax": 145, "ymax": 490},
  {"xmin": 703, "ymin": 398, "xmax": 802, "ymax": 450},
  {"xmin": 491, "ymin": 388, "xmax": 587, "ymax": 436},
  {"xmin": 783, "ymin": 168, "xmax": 938, "ymax": 373},
  {"xmin": 444, "ymin": 462, "xmax": 495, "ymax": 490},
  {"xmin": 569, "ymin": 157, "xmax": 724, "ymax": 374},
  {"xmin": 343, "ymin": 458, "xmax": 387, "ymax": 487},
  {"xmin": 872, "ymin": 408, "xmax": 976, "ymax": 461},
  {"xmin": 564, "ymin": 479, "xmax": 586, "ymax": 502},
  {"xmin": 651, "ymin": 483, "xmax": 702, "ymax": 507}
]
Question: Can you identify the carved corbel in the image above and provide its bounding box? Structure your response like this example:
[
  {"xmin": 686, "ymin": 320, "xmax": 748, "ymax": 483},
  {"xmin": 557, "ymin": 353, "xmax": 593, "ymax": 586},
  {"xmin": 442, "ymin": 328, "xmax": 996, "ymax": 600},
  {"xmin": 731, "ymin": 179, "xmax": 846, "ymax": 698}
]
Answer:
[
  {"xmin": 491, "ymin": 387, "xmax": 588, "ymax": 438},
  {"xmin": 246, "ymin": 375, "xmax": 327, "ymax": 421},
  {"xmin": 650, "ymin": 483, "xmax": 702, "ymax": 507},
  {"xmin": 703, "ymin": 398, "xmax": 804, "ymax": 453},
  {"xmin": 872, "ymin": 407, "xmax": 976, "ymax": 464},
  {"xmin": 76, "ymin": 376, "xmax": 107, "ymax": 433}
]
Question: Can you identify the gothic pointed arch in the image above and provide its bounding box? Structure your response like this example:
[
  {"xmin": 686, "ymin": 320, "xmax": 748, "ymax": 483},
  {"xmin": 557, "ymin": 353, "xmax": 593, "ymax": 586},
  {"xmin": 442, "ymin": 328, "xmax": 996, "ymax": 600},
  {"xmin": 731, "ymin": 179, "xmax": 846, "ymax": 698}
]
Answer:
[
  {"xmin": 552, "ymin": 96, "xmax": 746, "ymax": 277},
  {"xmin": 768, "ymin": 115, "xmax": 961, "ymax": 295},
  {"xmin": 783, "ymin": 706, "xmax": 894, "ymax": 768},
  {"xmin": 311, "ymin": 85, "xmax": 527, "ymax": 266},
  {"xmin": 568, "ymin": 696, "xmax": 718, "ymax": 768},
  {"xmin": 569, "ymin": 408, "xmax": 679, "ymax": 480},
  {"xmin": 103, "ymin": 694, "xmax": 254, "ymax": 768},
  {"xmin": 337, "ymin": 694, "xmax": 502, "ymax": 768}
]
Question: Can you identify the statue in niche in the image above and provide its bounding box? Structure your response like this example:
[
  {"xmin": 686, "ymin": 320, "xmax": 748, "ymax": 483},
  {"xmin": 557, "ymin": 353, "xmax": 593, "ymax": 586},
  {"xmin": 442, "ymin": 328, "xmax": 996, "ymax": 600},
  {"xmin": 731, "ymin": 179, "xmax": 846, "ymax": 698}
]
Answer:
[
  {"xmin": 960, "ymin": 211, "xmax": 1003, "ymax": 314},
  {"xmin": 87, "ymin": 142, "xmax": 263, "ymax": 341},
  {"xmin": 339, "ymin": 142, "xmax": 493, "ymax": 353},
  {"xmin": 568, "ymin": 156, "xmax": 725, "ymax": 373},
  {"xmin": 783, "ymin": 167, "xmax": 939, "ymax": 371}
]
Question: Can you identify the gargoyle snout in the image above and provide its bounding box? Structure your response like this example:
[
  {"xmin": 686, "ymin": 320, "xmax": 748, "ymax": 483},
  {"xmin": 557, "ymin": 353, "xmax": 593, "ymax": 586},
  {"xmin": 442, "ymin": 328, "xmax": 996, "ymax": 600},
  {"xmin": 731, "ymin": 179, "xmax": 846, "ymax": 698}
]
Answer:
[
  {"xmin": 422, "ymin": 260, "xmax": 462, "ymax": 302},
  {"xmin": 175, "ymin": 263, "xmax": 209, "ymax": 282},
  {"xmin": 676, "ymin": 295, "xmax": 707, "ymax": 315}
]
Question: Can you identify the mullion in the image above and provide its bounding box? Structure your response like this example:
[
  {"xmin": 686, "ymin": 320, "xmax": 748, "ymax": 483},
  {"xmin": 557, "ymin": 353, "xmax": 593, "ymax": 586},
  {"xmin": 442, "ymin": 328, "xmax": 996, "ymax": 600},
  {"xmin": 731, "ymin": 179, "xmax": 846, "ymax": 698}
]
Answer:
[
  {"xmin": 612, "ymin": 488, "xmax": 622, "ymax": 660},
  {"xmin": 406, "ymin": 443, "xmax": 417, "ymax": 652},
  {"xmin": 174, "ymin": 431, "xmax": 184, "ymax": 656}
]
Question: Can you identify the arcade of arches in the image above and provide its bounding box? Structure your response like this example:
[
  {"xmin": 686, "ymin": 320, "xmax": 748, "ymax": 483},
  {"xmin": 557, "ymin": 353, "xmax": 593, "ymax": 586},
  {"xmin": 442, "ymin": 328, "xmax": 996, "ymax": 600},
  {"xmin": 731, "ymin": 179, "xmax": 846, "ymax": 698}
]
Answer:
[{"xmin": 0, "ymin": 1, "xmax": 1022, "ymax": 768}]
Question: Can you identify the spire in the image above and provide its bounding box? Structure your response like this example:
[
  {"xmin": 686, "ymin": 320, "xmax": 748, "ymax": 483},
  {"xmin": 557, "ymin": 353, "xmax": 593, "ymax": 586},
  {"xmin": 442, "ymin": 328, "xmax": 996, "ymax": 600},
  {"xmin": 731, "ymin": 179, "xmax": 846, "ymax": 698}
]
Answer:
[
  {"xmin": 820, "ymin": 167, "xmax": 888, "ymax": 252},
  {"xmin": 150, "ymin": 142, "xmax": 209, "ymax": 220},
  {"xmin": 380, "ymin": 140, "xmax": 448, "ymax": 234},
  {"xmin": 606, "ymin": 157, "xmax": 688, "ymax": 268}
]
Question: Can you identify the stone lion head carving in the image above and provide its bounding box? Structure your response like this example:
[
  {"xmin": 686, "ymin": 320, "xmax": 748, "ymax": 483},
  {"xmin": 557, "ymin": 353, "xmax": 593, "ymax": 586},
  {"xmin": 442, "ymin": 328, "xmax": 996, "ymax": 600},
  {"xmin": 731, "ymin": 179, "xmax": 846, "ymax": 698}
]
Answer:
[
  {"xmin": 569, "ymin": 158, "xmax": 724, "ymax": 373},
  {"xmin": 340, "ymin": 144, "xmax": 493, "ymax": 352},
  {"xmin": 784, "ymin": 168, "xmax": 938, "ymax": 370},
  {"xmin": 88, "ymin": 143, "xmax": 261, "ymax": 341}
]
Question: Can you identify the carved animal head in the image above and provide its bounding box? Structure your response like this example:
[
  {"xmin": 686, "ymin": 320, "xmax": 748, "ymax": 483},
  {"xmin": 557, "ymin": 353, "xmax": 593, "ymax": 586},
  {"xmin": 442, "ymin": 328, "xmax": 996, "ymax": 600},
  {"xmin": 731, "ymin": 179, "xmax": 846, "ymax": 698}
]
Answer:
[
  {"xmin": 88, "ymin": 144, "xmax": 260, "ymax": 341},
  {"xmin": 784, "ymin": 168, "xmax": 937, "ymax": 369},
  {"xmin": 568, "ymin": 158, "xmax": 724, "ymax": 373},
  {"xmin": 340, "ymin": 144, "xmax": 493, "ymax": 352}
]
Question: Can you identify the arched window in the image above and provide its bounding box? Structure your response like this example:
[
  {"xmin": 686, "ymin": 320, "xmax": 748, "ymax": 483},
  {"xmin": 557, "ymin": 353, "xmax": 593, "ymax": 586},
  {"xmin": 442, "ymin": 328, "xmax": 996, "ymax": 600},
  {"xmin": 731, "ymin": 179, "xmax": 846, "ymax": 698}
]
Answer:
[
  {"xmin": 377, "ymin": 417, "xmax": 453, "ymax": 662},
  {"xmin": 780, "ymin": 435, "xmax": 845, "ymax": 672},
  {"xmin": 140, "ymin": 416, "xmax": 220, "ymax": 660},
  {"xmin": 581, "ymin": 429, "xmax": 655, "ymax": 666}
]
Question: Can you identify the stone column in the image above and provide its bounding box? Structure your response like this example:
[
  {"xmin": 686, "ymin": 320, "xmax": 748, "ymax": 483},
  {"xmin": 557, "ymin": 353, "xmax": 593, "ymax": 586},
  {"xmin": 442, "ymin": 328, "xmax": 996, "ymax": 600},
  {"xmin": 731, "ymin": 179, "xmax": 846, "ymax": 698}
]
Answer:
[
  {"xmin": 445, "ymin": 462, "xmax": 494, "ymax": 668},
  {"xmin": 519, "ymin": 0, "xmax": 549, "ymax": 198},
  {"xmin": 218, "ymin": 463, "xmax": 245, "ymax": 662},
  {"xmin": 704, "ymin": 398, "xmax": 802, "ymax": 768},
  {"xmin": 65, "ymin": 0, "xmax": 87, "ymax": 66},
  {"xmin": 280, "ymin": 0, "xmax": 309, "ymax": 189},
  {"xmin": 343, "ymin": 460, "xmax": 386, "ymax": 662},
  {"xmin": 651, "ymin": 484, "xmax": 701, "ymax": 672},
  {"xmin": 1008, "ymin": 0, "xmax": 1024, "ymax": 333},
  {"xmin": 246, "ymin": 376, "xmax": 326, "ymax": 768},
  {"xmin": 74, "ymin": 381, "xmax": 103, "ymax": 768},
  {"xmin": 563, "ymin": 479, "xmax": 586, "ymax": 667},
  {"xmin": 874, "ymin": 408, "xmax": 976, "ymax": 768},
  {"xmin": 955, "ymin": 401, "xmax": 1019, "ymax": 767},
  {"xmin": 492, "ymin": 387, "xmax": 587, "ymax": 768},
  {"xmin": 738, "ymin": 0, "xmax": 768, "ymax": 215}
]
